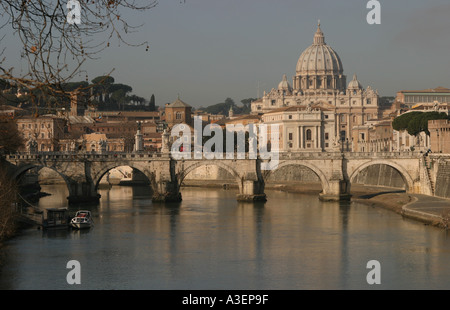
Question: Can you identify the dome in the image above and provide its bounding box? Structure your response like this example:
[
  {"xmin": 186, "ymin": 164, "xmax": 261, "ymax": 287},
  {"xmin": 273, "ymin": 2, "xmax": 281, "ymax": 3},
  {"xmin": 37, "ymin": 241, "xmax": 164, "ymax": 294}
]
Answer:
[
  {"xmin": 296, "ymin": 22, "xmax": 344, "ymax": 76},
  {"xmin": 347, "ymin": 74, "xmax": 363, "ymax": 90},
  {"xmin": 278, "ymin": 74, "xmax": 292, "ymax": 92}
]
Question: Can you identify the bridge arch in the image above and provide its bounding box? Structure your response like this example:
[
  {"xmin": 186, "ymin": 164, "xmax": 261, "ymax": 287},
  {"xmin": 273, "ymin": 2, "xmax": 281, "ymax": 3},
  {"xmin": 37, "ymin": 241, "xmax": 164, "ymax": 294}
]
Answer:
[
  {"xmin": 177, "ymin": 161, "xmax": 243, "ymax": 191},
  {"xmin": 263, "ymin": 160, "xmax": 329, "ymax": 192},
  {"xmin": 12, "ymin": 164, "xmax": 75, "ymax": 197},
  {"xmin": 349, "ymin": 160, "xmax": 414, "ymax": 191},
  {"xmin": 92, "ymin": 163, "xmax": 155, "ymax": 191}
]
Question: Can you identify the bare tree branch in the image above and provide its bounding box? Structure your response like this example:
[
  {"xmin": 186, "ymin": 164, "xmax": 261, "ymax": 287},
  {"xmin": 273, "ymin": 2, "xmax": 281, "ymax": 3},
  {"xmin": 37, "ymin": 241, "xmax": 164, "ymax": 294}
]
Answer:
[{"xmin": 0, "ymin": 0, "xmax": 157, "ymax": 103}]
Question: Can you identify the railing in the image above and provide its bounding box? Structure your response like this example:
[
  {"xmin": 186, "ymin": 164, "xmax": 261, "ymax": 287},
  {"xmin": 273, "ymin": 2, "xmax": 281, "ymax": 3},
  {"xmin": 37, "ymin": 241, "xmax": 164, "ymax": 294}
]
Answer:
[
  {"xmin": 5, "ymin": 151, "xmax": 171, "ymax": 161},
  {"xmin": 4, "ymin": 150, "xmax": 441, "ymax": 162}
]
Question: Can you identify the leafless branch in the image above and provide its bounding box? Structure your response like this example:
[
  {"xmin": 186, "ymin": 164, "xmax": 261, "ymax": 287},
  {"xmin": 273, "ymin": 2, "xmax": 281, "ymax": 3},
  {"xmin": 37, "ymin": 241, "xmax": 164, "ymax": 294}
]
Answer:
[{"xmin": 0, "ymin": 0, "xmax": 157, "ymax": 103}]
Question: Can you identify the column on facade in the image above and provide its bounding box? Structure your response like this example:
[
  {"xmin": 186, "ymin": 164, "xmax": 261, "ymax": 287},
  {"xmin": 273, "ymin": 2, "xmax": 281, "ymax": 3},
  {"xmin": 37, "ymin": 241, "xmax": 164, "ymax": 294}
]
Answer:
[
  {"xmin": 299, "ymin": 126, "xmax": 304, "ymax": 150},
  {"xmin": 315, "ymin": 126, "xmax": 319, "ymax": 149},
  {"xmin": 335, "ymin": 112, "xmax": 339, "ymax": 143},
  {"xmin": 318, "ymin": 124, "xmax": 322, "ymax": 150}
]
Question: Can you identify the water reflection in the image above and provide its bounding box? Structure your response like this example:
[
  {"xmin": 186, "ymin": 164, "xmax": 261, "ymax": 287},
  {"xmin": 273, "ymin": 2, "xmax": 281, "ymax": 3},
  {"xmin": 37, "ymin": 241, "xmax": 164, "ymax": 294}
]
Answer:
[{"xmin": 2, "ymin": 185, "xmax": 450, "ymax": 289}]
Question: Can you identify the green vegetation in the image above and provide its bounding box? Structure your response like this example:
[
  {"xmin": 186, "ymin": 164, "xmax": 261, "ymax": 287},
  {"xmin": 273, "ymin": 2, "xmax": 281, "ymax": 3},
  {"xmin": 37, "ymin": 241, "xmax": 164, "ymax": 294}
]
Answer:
[
  {"xmin": 0, "ymin": 76, "xmax": 155, "ymax": 112},
  {"xmin": 0, "ymin": 116, "xmax": 24, "ymax": 243},
  {"xmin": 0, "ymin": 116, "xmax": 24, "ymax": 154},
  {"xmin": 392, "ymin": 111, "xmax": 449, "ymax": 136},
  {"xmin": 199, "ymin": 97, "xmax": 256, "ymax": 115}
]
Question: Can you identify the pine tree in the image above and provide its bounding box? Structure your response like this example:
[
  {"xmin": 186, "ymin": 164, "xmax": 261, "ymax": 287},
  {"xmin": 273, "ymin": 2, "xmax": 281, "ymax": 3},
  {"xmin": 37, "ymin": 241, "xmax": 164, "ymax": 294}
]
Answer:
[{"xmin": 149, "ymin": 94, "xmax": 156, "ymax": 111}]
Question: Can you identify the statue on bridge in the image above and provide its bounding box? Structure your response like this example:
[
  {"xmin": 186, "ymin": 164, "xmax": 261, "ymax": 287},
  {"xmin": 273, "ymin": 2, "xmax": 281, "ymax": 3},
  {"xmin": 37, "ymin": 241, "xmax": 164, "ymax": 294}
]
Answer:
[
  {"xmin": 26, "ymin": 137, "xmax": 38, "ymax": 153},
  {"xmin": 99, "ymin": 139, "xmax": 108, "ymax": 153},
  {"xmin": 162, "ymin": 129, "xmax": 170, "ymax": 153}
]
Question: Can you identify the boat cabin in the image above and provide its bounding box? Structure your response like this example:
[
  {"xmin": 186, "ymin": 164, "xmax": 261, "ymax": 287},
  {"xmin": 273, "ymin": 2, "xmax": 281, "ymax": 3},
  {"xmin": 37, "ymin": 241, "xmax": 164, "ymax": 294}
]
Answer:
[{"xmin": 42, "ymin": 208, "xmax": 70, "ymax": 229}]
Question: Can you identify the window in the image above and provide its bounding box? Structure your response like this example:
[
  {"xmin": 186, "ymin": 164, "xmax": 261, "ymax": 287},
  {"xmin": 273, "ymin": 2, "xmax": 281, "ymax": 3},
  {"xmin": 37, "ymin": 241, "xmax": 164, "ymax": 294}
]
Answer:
[
  {"xmin": 361, "ymin": 133, "xmax": 365, "ymax": 140},
  {"xmin": 325, "ymin": 133, "xmax": 329, "ymax": 140},
  {"xmin": 367, "ymin": 99, "xmax": 371, "ymax": 105},
  {"xmin": 288, "ymin": 133, "xmax": 293, "ymax": 140},
  {"xmin": 176, "ymin": 112, "xmax": 182, "ymax": 120},
  {"xmin": 306, "ymin": 129, "xmax": 312, "ymax": 141},
  {"xmin": 41, "ymin": 133, "xmax": 44, "ymax": 138},
  {"xmin": 288, "ymin": 115, "xmax": 292, "ymax": 120},
  {"xmin": 271, "ymin": 100, "xmax": 276, "ymax": 106}
]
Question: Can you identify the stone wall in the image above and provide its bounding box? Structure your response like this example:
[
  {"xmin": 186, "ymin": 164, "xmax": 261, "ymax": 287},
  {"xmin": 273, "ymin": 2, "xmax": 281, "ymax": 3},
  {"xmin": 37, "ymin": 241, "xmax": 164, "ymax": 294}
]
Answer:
[
  {"xmin": 266, "ymin": 165, "xmax": 320, "ymax": 184},
  {"xmin": 183, "ymin": 165, "xmax": 235, "ymax": 187},
  {"xmin": 435, "ymin": 160, "xmax": 450, "ymax": 198},
  {"xmin": 353, "ymin": 164, "xmax": 405, "ymax": 189}
]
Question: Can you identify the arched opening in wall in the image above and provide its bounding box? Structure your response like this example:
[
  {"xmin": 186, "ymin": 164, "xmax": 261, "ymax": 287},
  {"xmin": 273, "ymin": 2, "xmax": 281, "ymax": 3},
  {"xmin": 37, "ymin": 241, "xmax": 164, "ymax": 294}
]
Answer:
[
  {"xmin": 178, "ymin": 163, "xmax": 240, "ymax": 201},
  {"xmin": 265, "ymin": 164, "xmax": 323, "ymax": 194},
  {"xmin": 95, "ymin": 165, "xmax": 153, "ymax": 203},
  {"xmin": 351, "ymin": 164, "xmax": 407, "ymax": 193},
  {"xmin": 97, "ymin": 166, "xmax": 150, "ymax": 188},
  {"xmin": 15, "ymin": 166, "xmax": 71, "ymax": 209},
  {"xmin": 180, "ymin": 164, "xmax": 240, "ymax": 197}
]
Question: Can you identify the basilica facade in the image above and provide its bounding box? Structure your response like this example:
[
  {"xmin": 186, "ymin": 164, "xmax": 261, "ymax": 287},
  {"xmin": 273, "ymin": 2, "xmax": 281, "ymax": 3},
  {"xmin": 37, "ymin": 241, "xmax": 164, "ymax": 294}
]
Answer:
[{"xmin": 252, "ymin": 23, "xmax": 381, "ymax": 150}]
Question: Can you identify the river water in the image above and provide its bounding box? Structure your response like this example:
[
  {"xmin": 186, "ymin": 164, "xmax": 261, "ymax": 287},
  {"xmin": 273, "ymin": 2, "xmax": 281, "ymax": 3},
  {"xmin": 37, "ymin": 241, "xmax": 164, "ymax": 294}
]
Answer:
[{"xmin": 1, "ymin": 184, "xmax": 450, "ymax": 290}]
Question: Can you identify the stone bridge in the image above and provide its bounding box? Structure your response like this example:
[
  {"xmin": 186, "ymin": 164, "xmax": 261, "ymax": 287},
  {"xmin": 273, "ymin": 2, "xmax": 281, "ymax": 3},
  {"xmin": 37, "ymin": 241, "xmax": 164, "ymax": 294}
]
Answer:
[{"xmin": 2, "ymin": 151, "xmax": 439, "ymax": 204}]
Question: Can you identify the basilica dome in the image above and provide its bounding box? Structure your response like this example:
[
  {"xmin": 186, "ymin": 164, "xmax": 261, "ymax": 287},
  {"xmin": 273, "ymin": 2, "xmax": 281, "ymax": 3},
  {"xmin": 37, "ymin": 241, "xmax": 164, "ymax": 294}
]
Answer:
[{"xmin": 296, "ymin": 23, "xmax": 344, "ymax": 76}]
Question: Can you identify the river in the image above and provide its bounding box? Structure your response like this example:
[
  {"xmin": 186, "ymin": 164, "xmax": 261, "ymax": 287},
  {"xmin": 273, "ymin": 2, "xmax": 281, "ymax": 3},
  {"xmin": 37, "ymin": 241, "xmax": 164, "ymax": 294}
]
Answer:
[{"xmin": 1, "ymin": 184, "xmax": 450, "ymax": 290}]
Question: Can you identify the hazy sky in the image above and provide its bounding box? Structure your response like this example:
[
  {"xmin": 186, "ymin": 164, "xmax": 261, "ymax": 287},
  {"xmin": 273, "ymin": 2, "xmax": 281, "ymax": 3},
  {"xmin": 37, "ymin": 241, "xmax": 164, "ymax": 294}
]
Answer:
[{"xmin": 5, "ymin": 0, "xmax": 450, "ymax": 108}]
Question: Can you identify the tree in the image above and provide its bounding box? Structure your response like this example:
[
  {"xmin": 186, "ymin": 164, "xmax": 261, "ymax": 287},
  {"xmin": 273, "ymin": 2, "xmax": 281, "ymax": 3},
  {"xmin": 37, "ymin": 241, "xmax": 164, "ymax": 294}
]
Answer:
[
  {"xmin": 0, "ymin": 165, "xmax": 19, "ymax": 242},
  {"xmin": 0, "ymin": 116, "xmax": 24, "ymax": 154},
  {"xmin": 240, "ymin": 98, "xmax": 257, "ymax": 114},
  {"xmin": 0, "ymin": 1, "xmax": 157, "ymax": 105},
  {"xmin": 91, "ymin": 76, "xmax": 114, "ymax": 104},
  {"xmin": 393, "ymin": 111, "xmax": 449, "ymax": 136},
  {"xmin": 392, "ymin": 112, "xmax": 422, "ymax": 132},
  {"xmin": 204, "ymin": 98, "xmax": 236, "ymax": 115},
  {"xmin": 149, "ymin": 94, "xmax": 156, "ymax": 111}
]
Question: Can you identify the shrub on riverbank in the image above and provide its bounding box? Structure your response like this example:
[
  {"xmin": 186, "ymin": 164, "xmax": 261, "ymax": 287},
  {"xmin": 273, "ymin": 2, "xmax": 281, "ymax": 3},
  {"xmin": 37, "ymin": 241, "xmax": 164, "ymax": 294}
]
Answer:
[{"xmin": 0, "ymin": 166, "xmax": 19, "ymax": 243}]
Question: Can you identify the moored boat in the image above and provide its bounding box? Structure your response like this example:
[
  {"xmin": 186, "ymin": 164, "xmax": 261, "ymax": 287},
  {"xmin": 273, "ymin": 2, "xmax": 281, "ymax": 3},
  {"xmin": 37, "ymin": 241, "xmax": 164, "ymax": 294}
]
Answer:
[
  {"xmin": 42, "ymin": 208, "xmax": 70, "ymax": 230},
  {"xmin": 70, "ymin": 210, "xmax": 94, "ymax": 229}
]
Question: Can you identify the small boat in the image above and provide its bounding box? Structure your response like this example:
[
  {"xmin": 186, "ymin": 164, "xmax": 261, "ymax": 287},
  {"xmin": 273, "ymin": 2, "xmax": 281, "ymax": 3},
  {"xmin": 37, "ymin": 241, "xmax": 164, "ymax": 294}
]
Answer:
[
  {"xmin": 42, "ymin": 208, "xmax": 70, "ymax": 230},
  {"xmin": 70, "ymin": 210, "xmax": 94, "ymax": 229}
]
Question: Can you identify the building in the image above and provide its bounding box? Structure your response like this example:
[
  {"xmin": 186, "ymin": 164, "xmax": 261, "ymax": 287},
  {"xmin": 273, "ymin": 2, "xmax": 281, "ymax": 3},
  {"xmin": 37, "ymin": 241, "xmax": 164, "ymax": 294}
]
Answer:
[
  {"xmin": 165, "ymin": 97, "xmax": 193, "ymax": 128},
  {"xmin": 396, "ymin": 87, "xmax": 450, "ymax": 108},
  {"xmin": 429, "ymin": 119, "xmax": 450, "ymax": 154},
  {"xmin": 141, "ymin": 122, "xmax": 162, "ymax": 151},
  {"xmin": 59, "ymin": 132, "xmax": 126, "ymax": 153},
  {"xmin": 392, "ymin": 129, "xmax": 429, "ymax": 153},
  {"xmin": 251, "ymin": 22, "xmax": 380, "ymax": 148},
  {"xmin": 0, "ymin": 105, "xmax": 27, "ymax": 118},
  {"xmin": 352, "ymin": 120, "xmax": 394, "ymax": 152},
  {"xmin": 391, "ymin": 103, "xmax": 449, "ymax": 153},
  {"xmin": 261, "ymin": 104, "xmax": 339, "ymax": 152},
  {"xmin": 85, "ymin": 110, "xmax": 161, "ymax": 122},
  {"xmin": 17, "ymin": 115, "xmax": 66, "ymax": 152}
]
